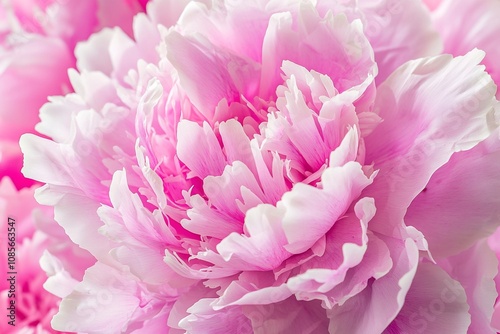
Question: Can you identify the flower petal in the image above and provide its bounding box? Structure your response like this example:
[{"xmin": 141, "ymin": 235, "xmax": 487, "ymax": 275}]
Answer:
[
  {"xmin": 357, "ymin": 0, "xmax": 442, "ymax": 83},
  {"xmin": 282, "ymin": 161, "xmax": 374, "ymax": 254},
  {"xmin": 365, "ymin": 50, "xmax": 499, "ymax": 236},
  {"xmin": 406, "ymin": 131, "xmax": 500, "ymax": 258},
  {"xmin": 438, "ymin": 241, "xmax": 498, "ymax": 333},
  {"xmin": 327, "ymin": 235, "xmax": 419, "ymax": 334},
  {"xmin": 386, "ymin": 263, "xmax": 470, "ymax": 334},
  {"xmin": 431, "ymin": 0, "xmax": 500, "ymax": 97}
]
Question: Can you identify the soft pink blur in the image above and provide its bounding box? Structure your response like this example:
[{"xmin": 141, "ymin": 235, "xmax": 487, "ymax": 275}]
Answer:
[{"xmin": 0, "ymin": 0, "xmax": 149, "ymax": 189}]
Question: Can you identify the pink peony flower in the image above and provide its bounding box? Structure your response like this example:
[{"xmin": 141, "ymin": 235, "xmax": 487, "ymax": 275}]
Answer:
[
  {"xmin": 18, "ymin": 0, "xmax": 500, "ymax": 333},
  {"xmin": 0, "ymin": 0, "xmax": 149, "ymax": 189},
  {"xmin": 0, "ymin": 177, "xmax": 93, "ymax": 333}
]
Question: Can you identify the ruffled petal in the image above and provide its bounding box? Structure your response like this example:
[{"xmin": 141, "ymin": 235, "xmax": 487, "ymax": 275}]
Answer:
[
  {"xmin": 431, "ymin": 0, "xmax": 500, "ymax": 97},
  {"xmin": 365, "ymin": 50, "xmax": 499, "ymax": 236},
  {"xmin": 52, "ymin": 262, "xmax": 174, "ymax": 333},
  {"xmin": 327, "ymin": 235, "xmax": 419, "ymax": 334},
  {"xmin": 260, "ymin": 2, "xmax": 375, "ymax": 99},
  {"xmin": 282, "ymin": 162, "xmax": 374, "ymax": 254},
  {"xmin": 165, "ymin": 30, "xmax": 259, "ymax": 121}
]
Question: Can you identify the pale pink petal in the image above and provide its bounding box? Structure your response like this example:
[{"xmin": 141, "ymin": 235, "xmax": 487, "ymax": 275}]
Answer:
[
  {"xmin": 33, "ymin": 186, "xmax": 113, "ymax": 262},
  {"xmin": 132, "ymin": 13, "xmax": 162, "ymax": 64},
  {"xmin": 168, "ymin": 282, "xmax": 217, "ymax": 331},
  {"xmin": 0, "ymin": 36, "xmax": 72, "ymax": 140},
  {"xmin": 438, "ymin": 241, "xmax": 498, "ymax": 333},
  {"xmin": 183, "ymin": 193, "xmax": 243, "ymax": 240},
  {"xmin": 146, "ymin": 0, "xmax": 195, "ymax": 28},
  {"xmin": 219, "ymin": 119, "xmax": 258, "ymax": 176},
  {"xmin": 164, "ymin": 247, "xmax": 241, "ymax": 280},
  {"xmin": 215, "ymin": 203, "xmax": 291, "ymax": 271},
  {"xmin": 74, "ymin": 28, "xmax": 115, "ymax": 75},
  {"xmin": 95, "ymin": 0, "xmax": 145, "ymax": 37},
  {"xmin": 213, "ymin": 271, "xmax": 292, "ymax": 309},
  {"xmin": 165, "ymin": 30, "xmax": 259, "ymax": 120},
  {"xmin": 325, "ymin": 232, "xmax": 393, "ymax": 305},
  {"xmin": 386, "ymin": 263, "xmax": 470, "ymax": 333},
  {"xmin": 67, "ymin": 69, "xmax": 122, "ymax": 111},
  {"xmin": 431, "ymin": 0, "xmax": 500, "ymax": 96},
  {"xmin": 423, "ymin": 0, "xmax": 443, "ymax": 11},
  {"xmin": 286, "ymin": 198, "xmax": 374, "ymax": 306},
  {"xmin": 242, "ymin": 297, "xmax": 329, "ymax": 334},
  {"xmin": 20, "ymin": 134, "xmax": 110, "ymax": 203},
  {"xmin": 0, "ymin": 35, "xmax": 72, "ymax": 187},
  {"xmin": 98, "ymin": 170, "xmax": 179, "ymax": 249},
  {"xmin": 327, "ymin": 236, "xmax": 419, "ymax": 334},
  {"xmin": 176, "ymin": 120, "xmax": 227, "ymax": 179},
  {"xmin": 97, "ymin": 170, "xmax": 185, "ymax": 286},
  {"xmin": 52, "ymin": 262, "xmax": 176, "ymax": 333},
  {"xmin": 35, "ymin": 205, "xmax": 96, "ymax": 282},
  {"xmin": 406, "ymin": 131, "xmax": 500, "ymax": 258},
  {"xmin": 179, "ymin": 299, "xmax": 253, "ymax": 334},
  {"xmin": 177, "ymin": 0, "xmax": 279, "ymax": 64},
  {"xmin": 39, "ymin": 251, "xmax": 79, "ymax": 299},
  {"xmin": 203, "ymin": 161, "xmax": 264, "ymax": 222},
  {"xmin": 282, "ymin": 161, "xmax": 374, "ymax": 254},
  {"xmin": 36, "ymin": 94, "xmax": 84, "ymax": 144},
  {"xmin": 364, "ymin": 50, "xmax": 498, "ymax": 236},
  {"xmin": 260, "ymin": 3, "xmax": 375, "ymax": 99}
]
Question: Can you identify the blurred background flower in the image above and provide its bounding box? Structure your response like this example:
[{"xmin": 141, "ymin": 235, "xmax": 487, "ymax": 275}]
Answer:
[
  {"xmin": 0, "ymin": 1, "xmax": 148, "ymax": 333},
  {"xmin": 0, "ymin": 177, "xmax": 93, "ymax": 333}
]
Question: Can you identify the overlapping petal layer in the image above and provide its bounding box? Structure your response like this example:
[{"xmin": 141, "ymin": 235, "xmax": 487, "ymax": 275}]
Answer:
[{"xmin": 12, "ymin": 0, "xmax": 500, "ymax": 333}]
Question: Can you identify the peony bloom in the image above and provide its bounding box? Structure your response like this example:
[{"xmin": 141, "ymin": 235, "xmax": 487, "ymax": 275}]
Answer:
[
  {"xmin": 18, "ymin": 0, "xmax": 500, "ymax": 333},
  {"xmin": 0, "ymin": 177, "xmax": 93, "ymax": 333},
  {"xmin": 0, "ymin": 0, "xmax": 149, "ymax": 189}
]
